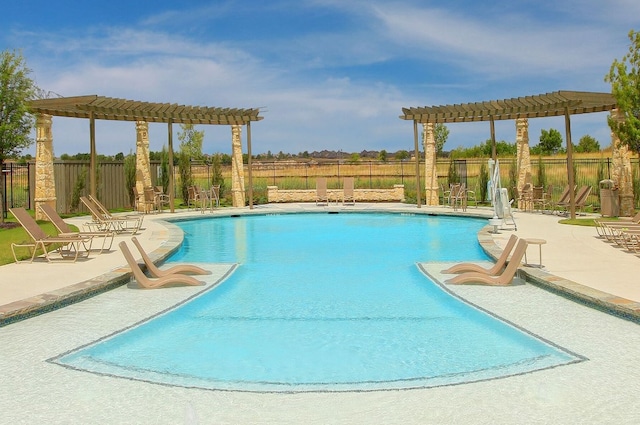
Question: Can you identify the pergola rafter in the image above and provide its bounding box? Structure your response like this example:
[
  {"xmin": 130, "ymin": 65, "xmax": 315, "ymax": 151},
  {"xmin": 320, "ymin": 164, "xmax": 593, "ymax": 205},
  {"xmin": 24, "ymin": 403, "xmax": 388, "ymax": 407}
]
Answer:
[
  {"xmin": 400, "ymin": 90, "xmax": 617, "ymax": 217},
  {"xmin": 29, "ymin": 95, "xmax": 263, "ymax": 211}
]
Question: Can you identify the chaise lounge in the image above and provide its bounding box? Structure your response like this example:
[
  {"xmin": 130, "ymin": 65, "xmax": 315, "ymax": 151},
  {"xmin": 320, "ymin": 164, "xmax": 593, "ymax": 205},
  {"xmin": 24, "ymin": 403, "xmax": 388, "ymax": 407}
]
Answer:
[
  {"xmin": 130, "ymin": 236, "xmax": 211, "ymax": 278},
  {"xmin": 446, "ymin": 239, "xmax": 528, "ymax": 286},
  {"xmin": 442, "ymin": 234, "xmax": 518, "ymax": 276},
  {"xmin": 119, "ymin": 241, "xmax": 204, "ymax": 289},
  {"xmin": 39, "ymin": 203, "xmax": 115, "ymax": 253},
  {"xmin": 9, "ymin": 207, "xmax": 91, "ymax": 263}
]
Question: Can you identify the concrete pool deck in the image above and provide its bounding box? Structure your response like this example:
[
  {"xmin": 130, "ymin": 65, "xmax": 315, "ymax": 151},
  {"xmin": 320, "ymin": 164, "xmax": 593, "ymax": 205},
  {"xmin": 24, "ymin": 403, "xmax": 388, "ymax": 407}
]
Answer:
[{"xmin": 1, "ymin": 203, "xmax": 640, "ymax": 424}]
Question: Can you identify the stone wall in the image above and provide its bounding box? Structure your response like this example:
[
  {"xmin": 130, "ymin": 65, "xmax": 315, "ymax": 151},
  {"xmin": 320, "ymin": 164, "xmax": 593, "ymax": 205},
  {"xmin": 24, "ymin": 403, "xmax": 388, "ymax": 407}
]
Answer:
[{"xmin": 267, "ymin": 185, "xmax": 405, "ymax": 203}]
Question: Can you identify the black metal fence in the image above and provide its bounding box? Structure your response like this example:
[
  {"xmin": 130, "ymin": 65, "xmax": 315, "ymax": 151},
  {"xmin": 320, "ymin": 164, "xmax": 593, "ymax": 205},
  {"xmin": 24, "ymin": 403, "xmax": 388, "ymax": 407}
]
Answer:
[{"xmin": 1, "ymin": 162, "xmax": 30, "ymax": 218}]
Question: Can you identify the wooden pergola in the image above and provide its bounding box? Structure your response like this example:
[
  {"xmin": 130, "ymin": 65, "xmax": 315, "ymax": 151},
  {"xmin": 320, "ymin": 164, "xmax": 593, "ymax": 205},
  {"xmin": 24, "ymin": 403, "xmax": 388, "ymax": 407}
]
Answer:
[
  {"xmin": 400, "ymin": 90, "xmax": 617, "ymax": 218},
  {"xmin": 29, "ymin": 95, "xmax": 263, "ymax": 210}
]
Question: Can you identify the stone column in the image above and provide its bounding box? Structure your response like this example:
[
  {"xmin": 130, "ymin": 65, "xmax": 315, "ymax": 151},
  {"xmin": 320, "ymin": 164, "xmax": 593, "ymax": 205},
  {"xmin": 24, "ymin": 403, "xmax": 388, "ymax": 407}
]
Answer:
[
  {"xmin": 422, "ymin": 123, "xmax": 439, "ymax": 205},
  {"xmin": 135, "ymin": 121, "xmax": 152, "ymax": 211},
  {"xmin": 610, "ymin": 109, "xmax": 634, "ymax": 216},
  {"xmin": 231, "ymin": 125, "xmax": 246, "ymax": 207},
  {"xmin": 515, "ymin": 118, "xmax": 531, "ymax": 209},
  {"xmin": 34, "ymin": 114, "xmax": 56, "ymax": 220}
]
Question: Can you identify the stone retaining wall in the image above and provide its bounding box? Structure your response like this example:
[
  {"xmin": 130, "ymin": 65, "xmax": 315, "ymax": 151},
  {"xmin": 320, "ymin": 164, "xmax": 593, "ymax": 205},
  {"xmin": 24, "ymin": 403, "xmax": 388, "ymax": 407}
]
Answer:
[{"xmin": 267, "ymin": 185, "xmax": 405, "ymax": 203}]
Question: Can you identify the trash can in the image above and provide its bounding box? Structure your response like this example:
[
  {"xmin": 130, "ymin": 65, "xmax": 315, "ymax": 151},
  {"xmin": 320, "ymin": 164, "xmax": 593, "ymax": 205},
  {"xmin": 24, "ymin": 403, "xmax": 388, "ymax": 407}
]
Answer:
[{"xmin": 599, "ymin": 179, "xmax": 619, "ymax": 217}]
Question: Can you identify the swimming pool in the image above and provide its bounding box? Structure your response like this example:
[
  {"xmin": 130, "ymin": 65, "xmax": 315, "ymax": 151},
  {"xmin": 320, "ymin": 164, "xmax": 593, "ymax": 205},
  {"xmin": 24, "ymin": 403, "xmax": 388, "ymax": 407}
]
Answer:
[{"xmin": 53, "ymin": 212, "xmax": 582, "ymax": 392}]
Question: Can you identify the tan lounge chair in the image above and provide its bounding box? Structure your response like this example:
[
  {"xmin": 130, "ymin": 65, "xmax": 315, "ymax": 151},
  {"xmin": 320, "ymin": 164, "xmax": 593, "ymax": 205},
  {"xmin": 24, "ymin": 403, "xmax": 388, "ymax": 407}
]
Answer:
[
  {"xmin": 442, "ymin": 234, "xmax": 518, "ymax": 276},
  {"xmin": 554, "ymin": 185, "xmax": 588, "ymax": 215},
  {"xmin": 89, "ymin": 194, "xmax": 144, "ymax": 226},
  {"xmin": 342, "ymin": 177, "xmax": 355, "ymax": 205},
  {"xmin": 446, "ymin": 239, "xmax": 528, "ymax": 286},
  {"xmin": 316, "ymin": 177, "xmax": 329, "ymax": 206},
  {"xmin": 551, "ymin": 185, "xmax": 574, "ymax": 214},
  {"xmin": 38, "ymin": 204, "xmax": 115, "ymax": 253},
  {"xmin": 81, "ymin": 196, "xmax": 143, "ymax": 234},
  {"xmin": 119, "ymin": 241, "xmax": 204, "ymax": 289},
  {"xmin": 130, "ymin": 236, "xmax": 211, "ymax": 278},
  {"xmin": 9, "ymin": 207, "xmax": 91, "ymax": 263},
  {"xmin": 595, "ymin": 211, "xmax": 640, "ymax": 239}
]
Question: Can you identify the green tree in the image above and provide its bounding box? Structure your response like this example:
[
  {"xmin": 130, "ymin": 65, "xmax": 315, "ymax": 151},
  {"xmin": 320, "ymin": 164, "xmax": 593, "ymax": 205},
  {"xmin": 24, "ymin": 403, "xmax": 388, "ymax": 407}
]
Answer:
[
  {"xmin": 348, "ymin": 153, "xmax": 360, "ymax": 163},
  {"xmin": 605, "ymin": 29, "xmax": 640, "ymax": 153},
  {"xmin": 177, "ymin": 124, "xmax": 204, "ymax": 160},
  {"xmin": 210, "ymin": 153, "xmax": 225, "ymax": 199},
  {"xmin": 159, "ymin": 147, "xmax": 170, "ymax": 193},
  {"xmin": 378, "ymin": 149, "xmax": 388, "ymax": 162},
  {"xmin": 537, "ymin": 129, "xmax": 564, "ymax": 155},
  {"xmin": 434, "ymin": 123, "xmax": 449, "ymax": 155},
  {"xmin": 124, "ymin": 152, "xmax": 136, "ymax": 207},
  {"xmin": 0, "ymin": 50, "xmax": 37, "ymax": 221},
  {"xmin": 575, "ymin": 135, "xmax": 601, "ymax": 153},
  {"xmin": 178, "ymin": 150, "xmax": 193, "ymax": 204},
  {"xmin": 394, "ymin": 150, "xmax": 410, "ymax": 161}
]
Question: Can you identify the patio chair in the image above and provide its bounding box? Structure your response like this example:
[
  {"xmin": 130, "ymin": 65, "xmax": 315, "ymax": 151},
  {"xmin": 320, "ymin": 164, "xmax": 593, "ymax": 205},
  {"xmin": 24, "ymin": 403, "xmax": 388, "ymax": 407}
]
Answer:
[
  {"xmin": 465, "ymin": 185, "xmax": 478, "ymax": 208},
  {"xmin": 187, "ymin": 185, "xmax": 201, "ymax": 210},
  {"xmin": 130, "ymin": 236, "xmax": 211, "ymax": 277},
  {"xmin": 440, "ymin": 183, "xmax": 451, "ymax": 207},
  {"xmin": 142, "ymin": 186, "xmax": 160, "ymax": 214},
  {"xmin": 532, "ymin": 186, "xmax": 547, "ymax": 212},
  {"xmin": 442, "ymin": 234, "xmax": 518, "ymax": 276},
  {"xmin": 316, "ymin": 177, "xmax": 329, "ymax": 206},
  {"xmin": 211, "ymin": 185, "xmax": 221, "ymax": 209},
  {"xmin": 81, "ymin": 196, "xmax": 143, "ymax": 234},
  {"xmin": 342, "ymin": 177, "xmax": 355, "ymax": 205},
  {"xmin": 155, "ymin": 186, "xmax": 170, "ymax": 211},
  {"xmin": 446, "ymin": 239, "xmax": 528, "ymax": 286},
  {"xmin": 38, "ymin": 203, "xmax": 115, "ymax": 253},
  {"xmin": 9, "ymin": 207, "xmax": 91, "ymax": 263},
  {"xmin": 450, "ymin": 183, "xmax": 466, "ymax": 211},
  {"xmin": 518, "ymin": 183, "xmax": 533, "ymax": 211},
  {"xmin": 119, "ymin": 241, "xmax": 204, "ymax": 289}
]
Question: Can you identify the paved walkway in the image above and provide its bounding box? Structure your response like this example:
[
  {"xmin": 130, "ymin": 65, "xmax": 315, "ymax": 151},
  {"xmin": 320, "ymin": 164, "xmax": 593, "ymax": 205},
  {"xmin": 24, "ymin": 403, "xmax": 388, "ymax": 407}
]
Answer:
[{"xmin": 1, "ymin": 203, "xmax": 639, "ymax": 324}]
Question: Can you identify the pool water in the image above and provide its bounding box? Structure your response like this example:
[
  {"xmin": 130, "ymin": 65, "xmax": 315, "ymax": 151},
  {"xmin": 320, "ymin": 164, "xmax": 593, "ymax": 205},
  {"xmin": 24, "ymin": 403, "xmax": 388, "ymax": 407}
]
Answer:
[{"xmin": 54, "ymin": 213, "xmax": 581, "ymax": 392}]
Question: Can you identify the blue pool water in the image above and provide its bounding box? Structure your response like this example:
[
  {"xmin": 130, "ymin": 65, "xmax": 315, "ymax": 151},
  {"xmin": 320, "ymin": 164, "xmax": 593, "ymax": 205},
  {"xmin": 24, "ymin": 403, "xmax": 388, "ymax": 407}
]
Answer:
[{"xmin": 55, "ymin": 213, "xmax": 581, "ymax": 391}]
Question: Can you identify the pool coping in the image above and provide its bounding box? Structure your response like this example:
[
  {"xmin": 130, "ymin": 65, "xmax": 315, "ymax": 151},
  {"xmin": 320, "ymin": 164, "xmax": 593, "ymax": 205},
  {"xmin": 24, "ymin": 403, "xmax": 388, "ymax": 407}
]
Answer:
[{"xmin": 1, "ymin": 207, "xmax": 639, "ymax": 327}]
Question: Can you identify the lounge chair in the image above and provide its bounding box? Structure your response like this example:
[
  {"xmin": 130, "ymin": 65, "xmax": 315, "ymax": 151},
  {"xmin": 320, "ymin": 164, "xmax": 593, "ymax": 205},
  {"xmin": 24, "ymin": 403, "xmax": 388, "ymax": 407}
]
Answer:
[
  {"xmin": 342, "ymin": 177, "xmax": 355, "ymax": 205},
  {"xmin": 89, "ymin": 194, "xmax": 144, "ymax": 227},
  {"xmin": 38, "ymin": 203, "xmax": 115, "ymax": 253},
  {"xmin": 130, "ymin": 236, "xmax": 211, "ymax": 278},
  {"xmin": 442, "ymin": 234, "xmax": 518, "ymax": 276},
  {"xmin": 119, "ymin": 241, "xmax": 204, "ymax": 289},
  {"xmin": 574, "ymin": 185, "xmax": 593, "ymax": 215},
  {"xmin": 552, "ymin": 185, "xmax": 577, "ymax": 215},
  {"xmin": 595, "ymin": 211, "xmax": 640, "ymax": 239},
  {"xmin": 446, "ymin": 239, "xmax": 528, "ymax": 286},
  {"xmin": 316, "ymin": 177, "xmax": 329, "ymax": 206},
  {"xmin": 556, "ymin": 185, "xmax": 590, "ymax": 216},
  {"xmin": 81, "ymin": 196, "xmax": 143, "ymax": 234},
  {"xmin": 9, "ymin": 207, "xmax": 91, "ymax": 263}
]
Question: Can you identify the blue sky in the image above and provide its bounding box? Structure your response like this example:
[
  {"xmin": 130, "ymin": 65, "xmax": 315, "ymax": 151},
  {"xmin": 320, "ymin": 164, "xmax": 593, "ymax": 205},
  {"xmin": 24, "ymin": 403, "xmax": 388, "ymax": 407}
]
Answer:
[{"xmin": 2, "ymin": 0, "xmax": 638, "ymax": 156}]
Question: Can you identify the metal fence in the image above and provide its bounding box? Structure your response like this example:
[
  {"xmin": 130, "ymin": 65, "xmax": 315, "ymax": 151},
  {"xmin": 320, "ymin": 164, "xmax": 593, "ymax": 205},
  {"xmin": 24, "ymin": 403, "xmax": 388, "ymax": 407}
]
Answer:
[
  {"xmin": 5, "ymin": 157, "xmax": 640, "ymax": 215},
  {"xmin": 2, "ymin": 162, "xmax": 31, "ymax": 218}
]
